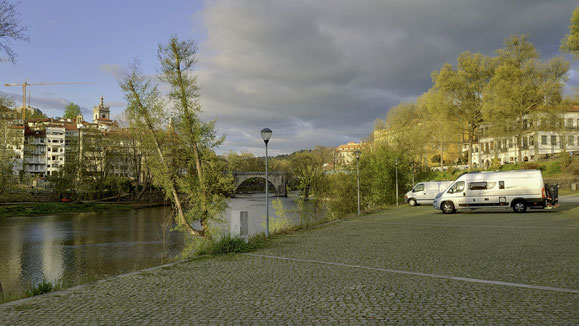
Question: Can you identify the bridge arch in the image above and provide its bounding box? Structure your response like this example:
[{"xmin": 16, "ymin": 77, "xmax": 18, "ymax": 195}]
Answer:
[{"xmin": 233, "ymin": 172, "xmax": 287, "ymax": 197}]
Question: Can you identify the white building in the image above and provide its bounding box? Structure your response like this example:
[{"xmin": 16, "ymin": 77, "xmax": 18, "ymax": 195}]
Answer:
[{"xmin": 467, "ymin": 106, "xmax": 579, "ymax": 167}]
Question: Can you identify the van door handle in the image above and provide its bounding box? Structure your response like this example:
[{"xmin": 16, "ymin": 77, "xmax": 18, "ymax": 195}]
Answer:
[{"xmin": 463, "ymin": 192, "xmax": 466, "ymax": 196}]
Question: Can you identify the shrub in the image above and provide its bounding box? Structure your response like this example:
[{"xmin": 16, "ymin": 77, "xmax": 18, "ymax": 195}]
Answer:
[{"xmin": 25, "ymin": 279, "xmax": 54, "ymax": 297}]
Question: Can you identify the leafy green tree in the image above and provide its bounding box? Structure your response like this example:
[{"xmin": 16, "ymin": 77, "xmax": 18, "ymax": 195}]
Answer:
[
  {"xmin": 483, "ymin": 35, "xmax": 569, "ymax": 162},
  {"xmin": 121, "ymin": 60, "xmax": 198, "ymax": 234},
  {"xmin": 433, "ymin": 51, "xmax": 493, "ymax": 170},
  {"xmin": 158, "ymin": 35, "xmax": 232, "ymax": 237},
  {"xmin": 63, "ymin": 103, "xmax": 81, "ymax": 119},
  {"xmin": 359, "ymin": 144, "xmax": 411, "ymax": 208},
  {"xmin": 561, "ymin": 6, "xmax": 579, "ymax": 59},
  {"xmin": 0, "ymin": 118, "xmax": 18, "ymax": 197},
  {"xmin": 384, "ymin": 102, "xmax": 428, "ymax": 165},
  {"xmin": 122, "ymin": 36, "xmax": 232, "ymax": 237},
  {"xmin": 291, "ymin": 151, "xmax": 324, "ymax": 199},
  {"xmin": 417, "ymin": 89, "xmax": 457, "ymax": 169}
]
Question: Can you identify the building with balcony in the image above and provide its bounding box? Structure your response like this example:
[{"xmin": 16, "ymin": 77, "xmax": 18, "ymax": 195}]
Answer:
[{"xmin": 467, "ymin": 106, "xmax": 579, "ymax": 167}]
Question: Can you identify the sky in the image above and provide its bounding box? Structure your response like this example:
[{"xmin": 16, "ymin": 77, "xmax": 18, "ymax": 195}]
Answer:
[{"xmin": 0, "ymin": 0, "xmax": 577, "ymax": 156}]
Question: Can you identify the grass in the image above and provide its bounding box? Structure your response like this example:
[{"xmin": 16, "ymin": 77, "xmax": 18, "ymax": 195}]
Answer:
[
  {"xmin": 24, "ymin": 280, "xmax": 54, "ymax": 298},
  {"xmin": 194, "ymin": 233, "xmax": 269, "ymax": 257},
  {"xmin": 0, "ymin": 202, "xmax": 132, "ymax": 218}
]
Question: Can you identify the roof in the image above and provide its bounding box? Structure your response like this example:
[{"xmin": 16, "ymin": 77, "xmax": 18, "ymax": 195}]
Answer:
[
  {"xmin": 570, "ymin": 105, "xmax": 579, "ymax": 113},
  {"xmin": 64, "ymin": 124, "xmax": 78, "ymax": 131}
]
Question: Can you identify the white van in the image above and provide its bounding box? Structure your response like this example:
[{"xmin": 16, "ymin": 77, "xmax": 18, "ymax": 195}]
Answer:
[
  {"xmin": 433, "ymin": 170, "xmax": 557, "ymax": 214},
  {"xmin": 405, "ymin": 181, "xmax": 453, "ymax": 206}
]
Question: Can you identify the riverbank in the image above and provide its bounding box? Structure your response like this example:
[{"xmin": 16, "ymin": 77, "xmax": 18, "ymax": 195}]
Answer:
[{"xmin": 0, "ymin": 202, "xmax": 162, "ymax": 218}]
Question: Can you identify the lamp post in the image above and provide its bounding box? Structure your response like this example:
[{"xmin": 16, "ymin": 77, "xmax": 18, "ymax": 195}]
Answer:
[
  {"xmin": 261, "ymin": 128, "xmax": 272, "ymax": 237},
  {"xmin": 354, "ymin": 150, "xmax": 361, "ymax": 215},
  {"xmin": 395, "ymin": 159, "xmax": 399, "ymax": 206}
]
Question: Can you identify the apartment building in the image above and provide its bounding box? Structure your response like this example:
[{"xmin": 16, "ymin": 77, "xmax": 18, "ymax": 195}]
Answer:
[{"xmin": 467, "ymin": 106, "xmax": 579, "ymax": 167}]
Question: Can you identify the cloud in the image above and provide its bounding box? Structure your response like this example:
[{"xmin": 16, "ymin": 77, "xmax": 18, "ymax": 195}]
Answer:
[
  {"xmin": 197, "ymin": 0, "xmax": 578, "ymax": 155},
  {"xmin": 100, "ymin": 64, "xmax": 127, "ymax": 80}
]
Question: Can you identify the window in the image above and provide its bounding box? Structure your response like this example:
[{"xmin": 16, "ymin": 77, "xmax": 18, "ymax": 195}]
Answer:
[
  {"xmin": 508, "ymin": 139, "xmax": 513, "ymax": 148},
  {"xmin": 567, "ymin": 119, "xmax": 573, "ymax": 128},
  {"xmin": 448, "ymin": 181, "xmax": 465, "ymax": 194},
  {"xmin": 469, "ymin": 182, "xmax": 487, "ymax": 190},
  {"xmin": 414, "ymin": 184, "xmax": 424, "ymax": 192},
  {"xmin": 541, "ymin": 135, "xmax": 547, "ymax": 145},
  {"xmin": 499, "ymin": 181, "xmax": 505, "ymax": 189},
  {"xmin": 569, "ymin": 135, "xmax": 575, "ymax": 146},
  {"xmin": 551, "ymin": 135, "xmax": 557, "ymax": 146}
]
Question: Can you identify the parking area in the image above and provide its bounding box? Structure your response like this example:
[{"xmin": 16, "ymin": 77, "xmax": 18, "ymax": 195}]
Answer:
[{"xmin": 0, "ymin": 200, "xmax": 577, "ymax": 324}]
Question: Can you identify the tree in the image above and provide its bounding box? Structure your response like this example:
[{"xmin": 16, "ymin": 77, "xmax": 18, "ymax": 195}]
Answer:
[
  {"xmin": 0, "ymin": 0, "xmax": 27, "ymax": 63},
  {"xmin": 384, "ymin": 102, "xmax": 429, "ymax": 164},
  {"xmin": 121, "ymin": 36, "xmax": 232, "ymax": 238},
  {"xmin": 433, "ymin": 51, "xmax": 493, "ymax": 170},
  {"xmin": 483, "ymin": 35, "xmax": 569, "ymax": 162},
  {"xmin": 158, "ymin": 35, "xmax": 232, "ymax": 237},
  {"xmin": 0, "ymin": 117, "xmax": 19, "ymax": 197},
  {"xmin": 417, "ymin": 89, "xmax": 457, "ymax": 169},
  {"xmin": 121, "ymin": 60, "xmax": 199, "ymax": 235},
  {"xmin": 291, "ymin": 151, "xmax": 323, "ymax": 199},
  {"xmin": 561, "ymin": 6, "xmax": 579, "ymax": 59},
  {"xmin": 63, "ymin": 103, "xmax": 81, "ymax": 119}
]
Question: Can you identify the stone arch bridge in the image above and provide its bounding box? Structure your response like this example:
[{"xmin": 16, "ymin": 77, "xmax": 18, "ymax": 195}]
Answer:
[{"xmin": 232, "ymin": 172, "xmax": 287, "ymax": 197}]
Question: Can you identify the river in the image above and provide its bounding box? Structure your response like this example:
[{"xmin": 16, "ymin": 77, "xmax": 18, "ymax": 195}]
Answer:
[{"xmin": 0, "ymin": 193, "xmax": 315, "ymax": 296}]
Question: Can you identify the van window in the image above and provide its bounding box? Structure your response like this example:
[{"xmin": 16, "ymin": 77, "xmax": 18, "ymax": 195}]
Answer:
[
  {"xmin": 469, "ymin": 182, "xmax": 487, "ymax": 190},
  {"xmin": 499, "ymin": 181, "xmax": 504, "ymax": 189},
  {"xmin": 448, "ymin": 181, "xmax": 465, "ymax": 194},
  {"xmin": 414, "ymin": 184, "xmax": 424, "ymax": 192}
]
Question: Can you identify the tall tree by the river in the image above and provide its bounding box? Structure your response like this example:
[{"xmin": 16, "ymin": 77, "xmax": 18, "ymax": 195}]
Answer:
[
  {"xmin": 158, "ymin": 36, "xmax": 232, "ymax": 237},
  {"xmin": 432, "ymin": 51, "xmax": 493, "ymax": 171},
  {"xmin": 483, "ymin": 35, "xmax": 569, "ymax": 163}
]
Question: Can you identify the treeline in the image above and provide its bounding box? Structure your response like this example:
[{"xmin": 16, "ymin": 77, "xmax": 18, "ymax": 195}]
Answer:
[{"xmin": 374, "ymin": 34, "xmax": 573, "ymax": 171}]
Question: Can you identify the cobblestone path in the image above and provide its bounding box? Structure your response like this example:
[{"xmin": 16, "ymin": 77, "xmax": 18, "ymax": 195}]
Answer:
[{"xmin": 1, "ymin": 203, "xmax": 578, "ymax": 325}]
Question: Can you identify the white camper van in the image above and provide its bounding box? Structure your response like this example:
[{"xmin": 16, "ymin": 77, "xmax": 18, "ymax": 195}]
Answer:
[
  {"xmin": 405, "ymin": 181, "xmax": 453, "ymax": 206},
  {"xmin": 433, "ymin": 170, "xmax": 558, "ymax": 214}
]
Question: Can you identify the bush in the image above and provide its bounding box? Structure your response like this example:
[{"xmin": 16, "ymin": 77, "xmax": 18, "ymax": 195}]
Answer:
[
  {"xmin": 25, "ymin": 279, "xmax": 54, "ymax": 297},
  {"xmin": 182, "ymin": 233, "xmax": 270, "ymax": 258}
]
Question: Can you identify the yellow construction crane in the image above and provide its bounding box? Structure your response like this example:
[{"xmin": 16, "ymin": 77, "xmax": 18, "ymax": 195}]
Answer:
[{"xmin": 4, "ymin": 81, "xmax": 92, "ymax": 120}]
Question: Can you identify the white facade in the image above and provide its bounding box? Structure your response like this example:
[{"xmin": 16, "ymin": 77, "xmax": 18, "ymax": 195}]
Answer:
[{"xmin": 467, "ymin": 109, "xmax": 579, "ymax": 167}]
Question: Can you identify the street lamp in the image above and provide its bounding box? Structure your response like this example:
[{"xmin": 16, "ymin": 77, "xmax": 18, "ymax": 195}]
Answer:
[
  {"xmin": 395, "ymin": 159, "xmax": 399, "ymax": 206},
  {"xmin": 261, "ymin": 128, "xmax": 272, "ymax": 237},
  {"xmin": 354, "ymin": 150, "xmax": 361, "ymax": 215}
]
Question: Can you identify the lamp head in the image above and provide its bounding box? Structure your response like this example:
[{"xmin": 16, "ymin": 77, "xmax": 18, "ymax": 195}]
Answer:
[
  {"xmin": 261, "ymin": 128, "xmax": 272, "ymax": 144},
  {"xmin": 354, "ymin": 150, "xmax": 361, "ymax": 160}
]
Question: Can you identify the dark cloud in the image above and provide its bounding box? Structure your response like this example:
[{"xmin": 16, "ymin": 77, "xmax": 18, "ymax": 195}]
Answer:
[{"xmin": 198, "ymin": 0, "xmax": 577, "ymax": 154}]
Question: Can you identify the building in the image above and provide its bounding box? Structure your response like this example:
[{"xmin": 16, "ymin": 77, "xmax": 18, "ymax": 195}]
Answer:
[
  {"xmin": 466, "ymin": 106, "xmax": 579, "ymax": 167},
  {"xmin": 335, "ymin": 141, "xmax": 362, "ymax": 167},
  {"xmin": 4, "ymin": 97, "xmax": 125, "ymax": 179}
]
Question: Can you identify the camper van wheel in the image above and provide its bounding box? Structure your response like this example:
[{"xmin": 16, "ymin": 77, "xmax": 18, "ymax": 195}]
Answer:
[
  {"xmin": 408, "ymin": 199, "xmax": 417, "ymax": 206},
  {"xmin": 512, "ymin": 201, "xmax": 527, "ymax": 213},
  {"xmin": 441, "ymin": 201, "xmax": 455, "ymax": 214}
]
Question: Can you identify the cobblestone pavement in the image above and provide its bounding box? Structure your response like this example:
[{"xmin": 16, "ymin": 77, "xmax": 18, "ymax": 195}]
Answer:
[{"xmin": 1, "ymin": 201, "xmax": 578, "ymax": 325}]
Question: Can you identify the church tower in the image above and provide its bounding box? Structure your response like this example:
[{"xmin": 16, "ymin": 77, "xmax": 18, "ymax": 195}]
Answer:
[{"xmin": 92, "ymin": 96, "xmax": 110, "ymax": 122}]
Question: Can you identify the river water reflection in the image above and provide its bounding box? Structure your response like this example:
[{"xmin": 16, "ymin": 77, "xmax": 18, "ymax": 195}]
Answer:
[{"xmin": 0, "ymin": 193, "xmax": 310, "ymax": 296}]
